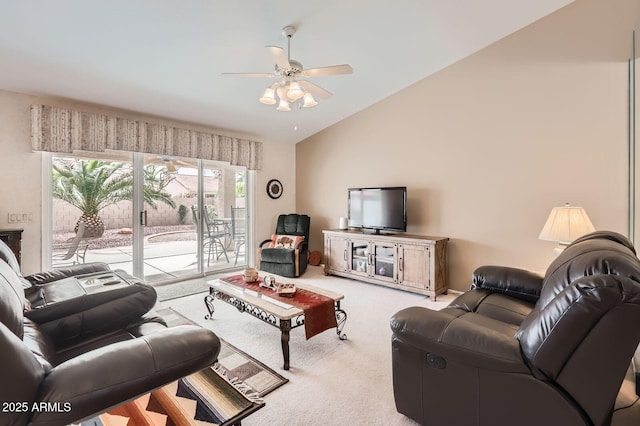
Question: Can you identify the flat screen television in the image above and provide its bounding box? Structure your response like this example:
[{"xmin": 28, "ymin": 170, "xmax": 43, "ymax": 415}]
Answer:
[{"xmin": 347, "ymin": 186, "xmax": 407, "ymax": 233}]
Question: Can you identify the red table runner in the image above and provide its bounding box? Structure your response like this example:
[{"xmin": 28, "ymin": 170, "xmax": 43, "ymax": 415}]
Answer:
[{"xmin": 221, "ymin": 275, "xmax": 338, "ymax": 339}]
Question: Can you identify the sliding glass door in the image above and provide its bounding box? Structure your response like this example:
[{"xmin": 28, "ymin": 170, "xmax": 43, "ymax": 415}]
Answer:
[
  {"xmin": 50, "ymin": 152, "xmax": 249, "ymax": 283},
  {"xmin": 200, "ymin": 161, "xmax": 248, "ymax": 272},
  {"xmin": 51, "ymin": 152, "xmax": 135, "ymax": 274}
]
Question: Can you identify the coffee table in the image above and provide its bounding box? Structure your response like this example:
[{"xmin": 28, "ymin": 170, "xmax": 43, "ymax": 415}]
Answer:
[{"xmin": 205, "ymin": 278, "xmax": 347, "ymax": 370}]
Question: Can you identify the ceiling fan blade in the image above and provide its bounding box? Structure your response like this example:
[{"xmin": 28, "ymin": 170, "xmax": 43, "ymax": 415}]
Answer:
[
  {"xmin": 166, "ymin": 161, "xmax": 177, "ymax": 173},
  {"xmin": 266, "ymin": 45, "xmax": 291, "ymax": 69},
  {"xmin": 299, "ymin": 80, "xmax": 333, "ymax": 100},
  {"xmin": 221, "ymin": 72, "xmax": 275, "ymax": 78},
  {"xmin": 302, "ymin": 64, "xmax": 353, "ymax": 77},
  {"xmin": 175, "ymin": 159, "xmax": 197, "ymax": 169}
]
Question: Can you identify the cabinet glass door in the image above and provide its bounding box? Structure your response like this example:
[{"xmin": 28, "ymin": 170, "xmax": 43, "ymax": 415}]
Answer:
[
  {"xmin": 350, "ymin": 240, "xmax": 370, "ymax": 277},
  {"xmin": 372, "ymin": 243, "xmax": 396, "ymax": 282}
]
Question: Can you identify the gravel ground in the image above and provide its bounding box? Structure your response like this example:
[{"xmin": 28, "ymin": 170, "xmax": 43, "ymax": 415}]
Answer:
[{"xmin": 53, "ymin": 225, "xmax": 196, "ymax": 250}]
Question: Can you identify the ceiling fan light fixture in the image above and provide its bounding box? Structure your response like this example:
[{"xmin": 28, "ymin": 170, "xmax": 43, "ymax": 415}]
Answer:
[
  {"xmin": 276, "ymin": 85, "xmax": 294, "ymax": 103},
  {"xmin": 302, "ymin": 92, "xmax": 318, "ymax": 108},
  {"xmin": 259, "ymin": 86, "xmax": 276, "ymax": 104},
  {"xmin": 276, "ymin": 98, "xmax": 291, "ymax": 111},
  {"xmin": 287, "ymin": 81, "xmax": 304, "ymax": 100},
  {"xmin": 226, "ymin": 25, "xmax": 351, "ymax": 112}
]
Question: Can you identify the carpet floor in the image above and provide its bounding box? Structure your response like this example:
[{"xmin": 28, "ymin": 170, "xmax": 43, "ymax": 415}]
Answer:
[
  {"xmin": 159, "ymin": 265, "xmax": 640, "ymax": 426},
  {"xmin": 159, "ymin": 266, "xmax": 454, "ymax": 425}
]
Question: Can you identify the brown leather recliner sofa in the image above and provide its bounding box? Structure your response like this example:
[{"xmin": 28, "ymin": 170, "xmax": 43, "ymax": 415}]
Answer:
[
  {"xmin": 390, "ymin": 231, "xmax": 640, "ymax": 426},
  {"xmin": 0, "ymin": 241, "xmax": 221, "ymax": 425}
]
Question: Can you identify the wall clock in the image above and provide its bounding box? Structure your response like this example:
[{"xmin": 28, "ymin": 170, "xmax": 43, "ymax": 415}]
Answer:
[{"xmin": 266, "ymin": 179, "xmax": 283, "ymax": 199}]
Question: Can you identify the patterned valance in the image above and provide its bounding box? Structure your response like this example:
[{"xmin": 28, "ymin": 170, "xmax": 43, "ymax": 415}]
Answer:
[{"xmin": 31, "ymin": 105, "xmax": 263, "ymax": 170}]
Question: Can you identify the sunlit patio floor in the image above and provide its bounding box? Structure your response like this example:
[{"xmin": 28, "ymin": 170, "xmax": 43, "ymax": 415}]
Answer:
[{"xmin": 78, "ymin": 240, "xmax": 245, "ymax": 284}]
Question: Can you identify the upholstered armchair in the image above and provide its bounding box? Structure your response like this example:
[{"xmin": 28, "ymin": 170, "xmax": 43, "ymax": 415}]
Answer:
[
  {"xmin": 258, "ymin": 214, "xmax": 310, "ymax": 278},
  {"xmin": 390, "ymin": 231, "xmax": 640, "ymax": 426},
  {"xmin": 0, "ymin": 240, "xmax": 220, "ymax": 425}
]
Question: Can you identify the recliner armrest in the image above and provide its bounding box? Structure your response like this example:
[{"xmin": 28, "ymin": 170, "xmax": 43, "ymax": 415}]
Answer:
[
  {"xmin": 31, "ymin": 325, "xmax": 220, "ymax": 425},
  {"xmin": 471, "ymin": 265, "xmax": 543, "ymax": 303},
  {"xmin": 258, "ymin": 239, "xmax": 274, "ymax": 251},
  {"xmin": 390, "ymin": 306, "xmax": 529, "ymax": 373},
  {"xmin": 25, "ymin": 276, "xmax": 157, "ymax": 344},
  {"xmin": 24, "ymin": 262, "xmax": 112, "ymax": 286}
]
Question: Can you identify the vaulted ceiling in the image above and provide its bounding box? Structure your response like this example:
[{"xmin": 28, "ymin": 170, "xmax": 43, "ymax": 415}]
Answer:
[{"xmin": 0, "ymin": 0, "xmax": 574, "ymax": 143}]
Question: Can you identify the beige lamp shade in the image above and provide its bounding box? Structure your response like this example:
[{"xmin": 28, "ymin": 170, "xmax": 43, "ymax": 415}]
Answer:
[{"xmin": 539, "ymin": 203, "xmax": 595, "ymax": 245}]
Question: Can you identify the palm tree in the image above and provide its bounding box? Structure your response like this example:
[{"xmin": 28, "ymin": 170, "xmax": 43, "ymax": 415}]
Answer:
[{"xmin": 52, "ymin": 159, "xmax": 176, "ymax": 238}]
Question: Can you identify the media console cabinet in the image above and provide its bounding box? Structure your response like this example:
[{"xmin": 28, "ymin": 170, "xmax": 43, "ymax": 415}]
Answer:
[{"xmin": 323, "ymin": 229, "xmax": 448, "ymax": 300}]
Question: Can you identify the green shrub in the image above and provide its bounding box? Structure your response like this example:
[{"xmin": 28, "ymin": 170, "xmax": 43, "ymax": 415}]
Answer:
[{"xmin": 178, "ymin": 204, "xmax": 188, "ymax": 225}]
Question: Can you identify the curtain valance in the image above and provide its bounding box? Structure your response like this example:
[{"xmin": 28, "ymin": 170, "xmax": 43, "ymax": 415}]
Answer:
[{"xmin": 31, "ymin": 105, "xmax": 263, "ymax": 170}]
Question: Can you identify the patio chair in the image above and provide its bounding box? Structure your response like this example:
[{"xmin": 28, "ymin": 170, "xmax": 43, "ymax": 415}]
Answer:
[
  {"xmin": 191, "ymin": 205, "xmax": 229, "ymax": 265},
  {"xmin": 52, "ymin": 221, "xmax": 89, "ymax": 266},
  {"xmin": 230, "ymin": 206, "xmax": 246, "ymax": 265}
]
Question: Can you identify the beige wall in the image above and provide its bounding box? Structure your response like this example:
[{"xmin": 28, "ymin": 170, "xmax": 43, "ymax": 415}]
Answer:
[
  {"xmin": 0, "ymin": 90, "xmax": 295, "ymax": 275},
  {"xmin": 296, "ymin": 0, "xmax": 640, "ymax": 291}
]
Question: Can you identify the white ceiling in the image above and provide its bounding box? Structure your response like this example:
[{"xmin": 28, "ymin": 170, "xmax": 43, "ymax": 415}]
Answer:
[{"xmin": 0, "ymin": 0, "xmax": 573, "ymax": 144}]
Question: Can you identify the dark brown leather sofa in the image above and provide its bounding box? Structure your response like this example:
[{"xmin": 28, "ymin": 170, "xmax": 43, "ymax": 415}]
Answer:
[
  {"xmin": 0, "ymin": 241, "xmax": 220, "ymax": 425},
  {"xmin": 390, "ymin": 231, "xmax": 640, "ymax": 426}
]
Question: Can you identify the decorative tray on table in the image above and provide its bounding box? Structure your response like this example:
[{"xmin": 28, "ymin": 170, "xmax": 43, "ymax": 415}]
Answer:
[{"xmin": 276, "ymin": 283, "xmax": 296, "ymax": 297}]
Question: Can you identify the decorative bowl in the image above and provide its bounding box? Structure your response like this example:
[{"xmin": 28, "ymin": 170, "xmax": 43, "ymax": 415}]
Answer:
[{"xmin": 242, "ymin": 268, "xmax": 259, "ymax": 283}]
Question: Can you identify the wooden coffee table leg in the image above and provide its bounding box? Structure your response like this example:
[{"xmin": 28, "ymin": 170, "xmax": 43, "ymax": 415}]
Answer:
[{"xmin": 280, "ymin": 319, "xmax": 292, "ymax": 370}]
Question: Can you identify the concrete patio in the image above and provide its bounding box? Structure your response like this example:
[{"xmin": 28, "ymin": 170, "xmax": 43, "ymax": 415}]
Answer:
[{"xmin": 68, "ymin": 239, "xmax": 245, "ymax": 284}]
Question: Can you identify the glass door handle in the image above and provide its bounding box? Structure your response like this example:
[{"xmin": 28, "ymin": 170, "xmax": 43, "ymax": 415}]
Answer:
[{"xmin": 139, "ymin": 210, "xmax": 147, "ymax": 226}]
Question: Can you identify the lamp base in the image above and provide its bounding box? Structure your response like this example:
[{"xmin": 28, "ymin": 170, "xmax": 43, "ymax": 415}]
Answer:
[{"xmin": 553, "ymin": 243, "xmax": 570, "ymax": 256}]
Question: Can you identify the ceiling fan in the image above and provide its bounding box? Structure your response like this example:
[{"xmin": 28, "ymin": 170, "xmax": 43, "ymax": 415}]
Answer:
[
  {"xmin": 222, "ymin": 26, "xmax": 353, "ymax": 111},
  {"xmin": 145, "ymin": 156, "xmax": 196, "ymax": 172}
]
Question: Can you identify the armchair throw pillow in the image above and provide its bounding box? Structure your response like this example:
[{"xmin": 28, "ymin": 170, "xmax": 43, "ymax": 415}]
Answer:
[{"xmin": 269, "ymin": 234, "xmax": 304, "ymax": 249}]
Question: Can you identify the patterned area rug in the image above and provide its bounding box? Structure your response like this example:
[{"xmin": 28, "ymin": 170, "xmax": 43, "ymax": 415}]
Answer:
[
  {"xmin": 156, "ymin": 307, "xmax": 288, "ymax": 397},
  {"xmin": 82, "ymin": 367, "xmax": 264, "ymax": 426},
  {"xmin": 80, "ymin": 307, "xmax": 286, "ymax": 426}
]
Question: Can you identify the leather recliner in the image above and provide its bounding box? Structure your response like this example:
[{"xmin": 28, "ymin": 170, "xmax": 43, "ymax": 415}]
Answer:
[
  {"xmin": 0, "ymin": 241, "xmax": 221, "ymax": 425},
  {"xmin": 258, "ymin": 213, "xmax": 310, "ymax": 277},
  {"xmin": 390, "ymin": 230, "xmax": 640, "ymax": 426}
]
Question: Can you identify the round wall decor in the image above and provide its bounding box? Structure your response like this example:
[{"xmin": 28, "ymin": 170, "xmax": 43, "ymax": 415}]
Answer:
[{"xmin": 266, "ymin": 179, "xmax": 283, "ymax": 199}]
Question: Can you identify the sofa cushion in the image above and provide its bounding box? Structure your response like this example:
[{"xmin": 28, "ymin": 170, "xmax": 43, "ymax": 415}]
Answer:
[
  {"xmin": 539, "ymin": 232, "xmax": 640, "ymax": 310},
  {"xmin": 277, "ymin": 214, "xmax": 310, "ymax": 235},
  {"xmin": 260, "ymin": 247, "xmax": 297, "ymax": 263},
  {"xmin": 517, "ymin": 274, "xmax": 640, "ymax": 381},
  {"xmin": 473, "ymin": 293, "xmax": 535, "ymax": 326},
  {"xmin": 0, "ymin": 260, "xmax": 25, "ymax": 338},
  {"xmin": 446, "ymin": 290, "xmax": 535, "ymax": 327},
  {"xmin": 0, "ymin": 238, "xmax": 21, "ymax": 275},
  {"xmin": 22, "ymin": 318, "xmax": 55, "ymax": 372}
]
